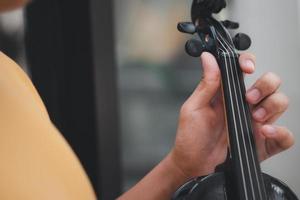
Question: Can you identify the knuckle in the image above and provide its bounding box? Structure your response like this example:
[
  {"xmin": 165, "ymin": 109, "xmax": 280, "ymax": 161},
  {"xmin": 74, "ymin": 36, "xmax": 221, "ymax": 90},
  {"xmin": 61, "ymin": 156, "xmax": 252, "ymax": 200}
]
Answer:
[
  {"xmin": 196, "ymin": 81, "xmax": 205, "ymax": 93},
  {"xmin": 264, "ymin": 72, "xmax": 282, "ymax": 85},
  {"xmin": 180, "ymin": 103, "xmax": 191, "ymax": 115},
  {"xmin": 259, "ymin": 72, "xmax": 282, "ymax": 92},
  {"xmin": 197, "ymin": 73, "xmax": 220, "ymax": 94},
  {"xmin": 271, "ymin": 93, "xmax": 289, "ymax": 111},
  {"xmin": 205, "ymin": 71, "xmax": 221, "ymax": 84},
  {"xmin": 262, "ymin": 93, "xmax": 290, "ymax": 116},
  {"xmin": 289, "ymin": 133, "xmax": 295, "ymax": 146},
  {"xmin": 282, "ymin": 127, "xmax": 295, "ymax": 147},
  {"xmin": 278, "ymin": 93, "xmax": 290, "ymax": 110}
]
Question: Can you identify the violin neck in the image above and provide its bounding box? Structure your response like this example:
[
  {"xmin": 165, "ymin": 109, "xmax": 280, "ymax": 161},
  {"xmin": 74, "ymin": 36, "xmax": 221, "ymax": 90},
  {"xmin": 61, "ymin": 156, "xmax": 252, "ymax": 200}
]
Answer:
[{"xmin": 218, "ymin": 52, "xmax": 267, "ymax": 200}]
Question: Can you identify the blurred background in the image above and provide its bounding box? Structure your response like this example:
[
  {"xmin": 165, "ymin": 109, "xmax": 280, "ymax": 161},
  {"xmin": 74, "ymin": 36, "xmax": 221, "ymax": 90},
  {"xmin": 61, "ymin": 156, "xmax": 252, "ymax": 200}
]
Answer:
[{"xmin": 0, "ymin": 0, "xmax": 299, "ymax": 199}]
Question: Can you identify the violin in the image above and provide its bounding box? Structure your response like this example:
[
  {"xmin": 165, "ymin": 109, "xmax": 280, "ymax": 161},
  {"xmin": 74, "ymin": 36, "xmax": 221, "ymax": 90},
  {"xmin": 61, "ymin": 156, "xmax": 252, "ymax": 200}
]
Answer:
[{"xmin": 172, "ymin": 1, "xmax": 299, "ymax": 199}]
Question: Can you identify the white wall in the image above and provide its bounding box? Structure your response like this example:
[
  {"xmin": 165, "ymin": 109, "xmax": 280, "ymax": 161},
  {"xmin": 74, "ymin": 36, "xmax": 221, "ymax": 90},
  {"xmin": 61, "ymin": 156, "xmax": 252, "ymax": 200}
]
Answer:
[{"xmin": 230, "ymin": 0, "xmax": 300, "ymax": 194}]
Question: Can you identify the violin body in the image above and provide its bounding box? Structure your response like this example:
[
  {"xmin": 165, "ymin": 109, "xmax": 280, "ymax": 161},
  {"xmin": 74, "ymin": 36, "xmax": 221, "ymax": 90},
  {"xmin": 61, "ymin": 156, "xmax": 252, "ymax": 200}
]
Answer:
[
  {"xmin": 174, "ymin": 0, "xmax": 299, "ymax": 199},
  {"xmin": 172, "ymin": 173, "xmax": 298, "ymax": 200}
]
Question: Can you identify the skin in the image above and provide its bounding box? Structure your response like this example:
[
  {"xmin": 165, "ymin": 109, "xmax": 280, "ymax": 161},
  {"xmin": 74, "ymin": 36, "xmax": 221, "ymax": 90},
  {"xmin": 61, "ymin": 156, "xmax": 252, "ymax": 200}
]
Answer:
[
  {"xmin": 0, "ymin": 0, "xmax": 30, "ymax": 12},
  {"xmin": 118, "ymin": 52, "xmax": 294, "ymax": 199}
]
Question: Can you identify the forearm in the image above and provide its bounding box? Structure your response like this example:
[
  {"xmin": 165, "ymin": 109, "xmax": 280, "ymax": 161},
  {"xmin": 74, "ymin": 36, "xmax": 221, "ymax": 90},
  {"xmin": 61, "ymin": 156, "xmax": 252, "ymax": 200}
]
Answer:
[{"xmin": 118, "ymin": 153, "xmax": 189, "ymax": 200}]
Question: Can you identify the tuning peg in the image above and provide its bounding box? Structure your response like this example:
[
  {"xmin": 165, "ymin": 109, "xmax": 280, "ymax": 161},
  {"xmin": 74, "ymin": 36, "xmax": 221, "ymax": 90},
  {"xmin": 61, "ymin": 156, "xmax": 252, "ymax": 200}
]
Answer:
[
  {"xmin": 185, "ymin": 37, "xmax": 215, "ymax": 57},
  {"xmin": 233, "ymin": 33, "xmax": 251, "ymax": 50},
  {"xmin": 185, "ymin": 39, "xmax": 205, "ymax": 57},
  {"xmin": 185, "ymin": 37, "xmax": 216, "ymax": 57},
  {"xmin": 177, "ymin": 22, "xmax": 196, "ymax": 34},
  {"xmin": 221, "ymin": 20, "xmax": 239, "ymax": 29}
]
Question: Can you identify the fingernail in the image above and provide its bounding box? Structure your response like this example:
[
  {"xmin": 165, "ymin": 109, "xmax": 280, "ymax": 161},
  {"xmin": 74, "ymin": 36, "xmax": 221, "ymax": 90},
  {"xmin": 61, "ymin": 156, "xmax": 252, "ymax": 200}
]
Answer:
[
  {"xmin": 253, "ymin": 107, "xmax": 266, "ymax": 121},
  {"xmin": 247, "ymin": 88, "xmax": 261, "ymax": 103},
  {"xmin": 264, "ymin": 125, "xmax": 277, "ymax": 135},
  {"xmin": 243, "ymin": 59, "xmax": 255, "ymax": 71}
]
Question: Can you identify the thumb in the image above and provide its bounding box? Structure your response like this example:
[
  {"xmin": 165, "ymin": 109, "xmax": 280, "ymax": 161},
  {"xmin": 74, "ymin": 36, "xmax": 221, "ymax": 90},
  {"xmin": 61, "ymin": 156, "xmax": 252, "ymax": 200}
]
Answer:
[{"xmin": 186, "ymin": 52, "xmax": 221, "ymax": 110}]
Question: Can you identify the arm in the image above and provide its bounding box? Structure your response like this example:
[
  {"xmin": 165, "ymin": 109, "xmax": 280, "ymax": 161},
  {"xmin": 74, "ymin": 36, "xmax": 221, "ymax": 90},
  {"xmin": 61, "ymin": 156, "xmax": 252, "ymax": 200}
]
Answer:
[
  {"xmin": 117, "ymin": 154, "xmax": 188, "ymax": 200},
  {"xmin": 119, "ymin": 52, "xmax": 294, "ymax": 199}
]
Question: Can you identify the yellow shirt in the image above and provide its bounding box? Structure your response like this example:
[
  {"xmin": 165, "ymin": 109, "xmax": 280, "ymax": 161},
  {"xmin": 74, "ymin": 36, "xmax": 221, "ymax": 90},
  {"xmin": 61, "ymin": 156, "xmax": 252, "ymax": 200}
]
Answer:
[{"xmin": 0, "ymin": 52, "xmax": 96, "ymax": 200}]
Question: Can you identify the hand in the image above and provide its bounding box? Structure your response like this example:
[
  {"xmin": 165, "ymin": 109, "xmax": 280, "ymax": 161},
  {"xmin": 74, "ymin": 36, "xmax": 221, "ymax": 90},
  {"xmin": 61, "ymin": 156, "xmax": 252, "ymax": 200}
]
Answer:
[{"xmin": 169, "ymin": 52, "xmax": 295, "ymax": 179}]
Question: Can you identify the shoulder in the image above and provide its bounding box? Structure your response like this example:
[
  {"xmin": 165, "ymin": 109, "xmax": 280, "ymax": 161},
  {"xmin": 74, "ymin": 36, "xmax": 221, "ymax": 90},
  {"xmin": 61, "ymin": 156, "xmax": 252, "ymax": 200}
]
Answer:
[{"xmin": 0, "ymin": 52, "xmax": 49, "ymax": 118}]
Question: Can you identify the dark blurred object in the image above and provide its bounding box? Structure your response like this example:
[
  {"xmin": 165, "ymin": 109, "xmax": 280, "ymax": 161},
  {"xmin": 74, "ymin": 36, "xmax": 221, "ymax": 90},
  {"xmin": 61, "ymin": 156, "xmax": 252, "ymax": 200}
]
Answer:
[
  {"xmin": 0, "ymin": 26, "xmax": 21, "ymax": 60},
  {"xmin": 233, "ymin": 33, "xmax": 252, "ymax": 50},
  {"xmin": 25, "ymin": 0, "xmax": 121, "ymax": 199},
  {"xmin": 192, "ymin": 0, "xmax": 226, "ymax": 22},
  {"xmin": 221, "ymin": 20, "xmax": 239, "ymax": 29}
]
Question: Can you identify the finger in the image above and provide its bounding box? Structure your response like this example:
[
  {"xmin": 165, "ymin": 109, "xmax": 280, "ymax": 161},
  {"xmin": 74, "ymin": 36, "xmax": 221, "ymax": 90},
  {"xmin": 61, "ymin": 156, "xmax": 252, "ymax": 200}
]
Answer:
[
  {"xmin": 246, "ymin": 72, "xmax": 282, "ymax": 104},
  {"xmin": 266, "ymin": 113, "xmax": 284, "ymax": 124},
  {"xmin": 212, "ymin": 88, "xmax": 223, "ymax": 111},
  {"xmin": 261, "ymin": 125, "xmax": 295, "ymax": 158},
  {"xmin": 252, "ymin": 92, "xmax": 289, "ymax": 123},
  {"xmin": 211, "ymin": 89, "xmax": 225, "ymax": 123},
  {"xmin": 184, "ymin": 52, "xmax": 221, "ymax": 110},
  {"xmin": 239, "ymin": 53, "xmax": 256, "ymax": 74}
]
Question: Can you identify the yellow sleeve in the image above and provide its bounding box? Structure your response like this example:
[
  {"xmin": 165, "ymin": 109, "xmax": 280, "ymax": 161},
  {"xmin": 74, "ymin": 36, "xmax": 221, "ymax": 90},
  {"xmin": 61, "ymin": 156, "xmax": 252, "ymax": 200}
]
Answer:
[{"xmin": 0, "ymin": 52, "xmax": 97, "ymax": 200}]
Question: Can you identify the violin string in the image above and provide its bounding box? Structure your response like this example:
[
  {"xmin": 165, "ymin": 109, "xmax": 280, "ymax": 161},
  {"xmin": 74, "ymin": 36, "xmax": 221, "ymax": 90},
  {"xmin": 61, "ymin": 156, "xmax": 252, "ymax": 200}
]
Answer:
[
  {"xmin": 216, "ymin": 36, "xmax": 253, "ymax": 199},
  {"xmin": 223, "ymin": 35, "xmax": 264, "ymax": 199},
  {"xmin": 217, "ymin": 31, "xmax": 263, "ymax": 199},
  {"xmin": 216, "ymin": 34, "xmax": 255, "ymax": 197},
  {"xmin": 217, "ymin": 33, "xmax": 263, "ymax": 199},
  {"xmin": 215, "ymin": 36, "xmax": 250, "ymax": 199}
]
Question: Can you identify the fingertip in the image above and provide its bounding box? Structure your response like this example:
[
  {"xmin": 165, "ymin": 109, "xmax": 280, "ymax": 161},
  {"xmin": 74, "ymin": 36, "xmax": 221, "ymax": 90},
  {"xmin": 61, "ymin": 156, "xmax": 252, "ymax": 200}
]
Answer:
[
  {"xmin": 279, "ymin": 127, "xmax": 296, "ymax": 147},
  {"xmin": 240, "ymin": 60, "xmax": 255, "ymax": 74},
  {"xmin": 239, "ymin": 53, "xmax": 256, "ymax": 74},
  {"xmin": 241, "ymin": 63, "xmax": 255, "ymax": 74},
  {"xmin": 262, "ymin": 125, "xmax": 295, "ymax": 149},
  {"xmin": 200, "ymin": 52, "xmax": 211, "ymax": 59},
  {"xmin": 261, "ymin": 125, "xmax": 277, "ymax": 138},
  {"xmin": 200, "ymin": 52, "xmax": 220, "ymax": 79},
  {"xmin": 201, "ymin": 52, "xmax": 217, "ymax": 65}
]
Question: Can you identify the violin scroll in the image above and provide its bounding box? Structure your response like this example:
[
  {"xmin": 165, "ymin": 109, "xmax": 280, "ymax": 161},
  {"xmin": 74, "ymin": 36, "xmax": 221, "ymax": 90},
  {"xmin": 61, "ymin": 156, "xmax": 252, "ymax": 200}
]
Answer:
[{"xmin": 178, "ymin": 0, "xmax": 252, "ymax": 57}]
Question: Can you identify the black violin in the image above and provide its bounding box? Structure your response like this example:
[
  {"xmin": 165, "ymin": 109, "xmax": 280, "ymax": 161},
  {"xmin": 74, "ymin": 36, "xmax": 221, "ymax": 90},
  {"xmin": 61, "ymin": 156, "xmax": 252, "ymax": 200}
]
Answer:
[{"xmin": 172, "ymin": 1, "xmax": 299, "ymax": 199}]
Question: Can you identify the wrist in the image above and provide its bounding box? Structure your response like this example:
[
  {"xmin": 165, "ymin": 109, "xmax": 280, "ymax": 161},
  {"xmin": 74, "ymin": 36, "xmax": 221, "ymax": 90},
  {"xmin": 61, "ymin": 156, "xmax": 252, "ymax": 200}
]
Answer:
[
  {"xmin": 163, "ymin": 150, "xmax": 192, "ymax": 183},
  {"xmin": 160, "ymin": 152, "xmax": 191, "ymax": 194},
  {"xmin": 118, "ymin": 152, "xmax": 192, "ymax": 199},
  {"xmin": 169, "ymin": 147, "xmax": 216, "ymax": 179}
]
